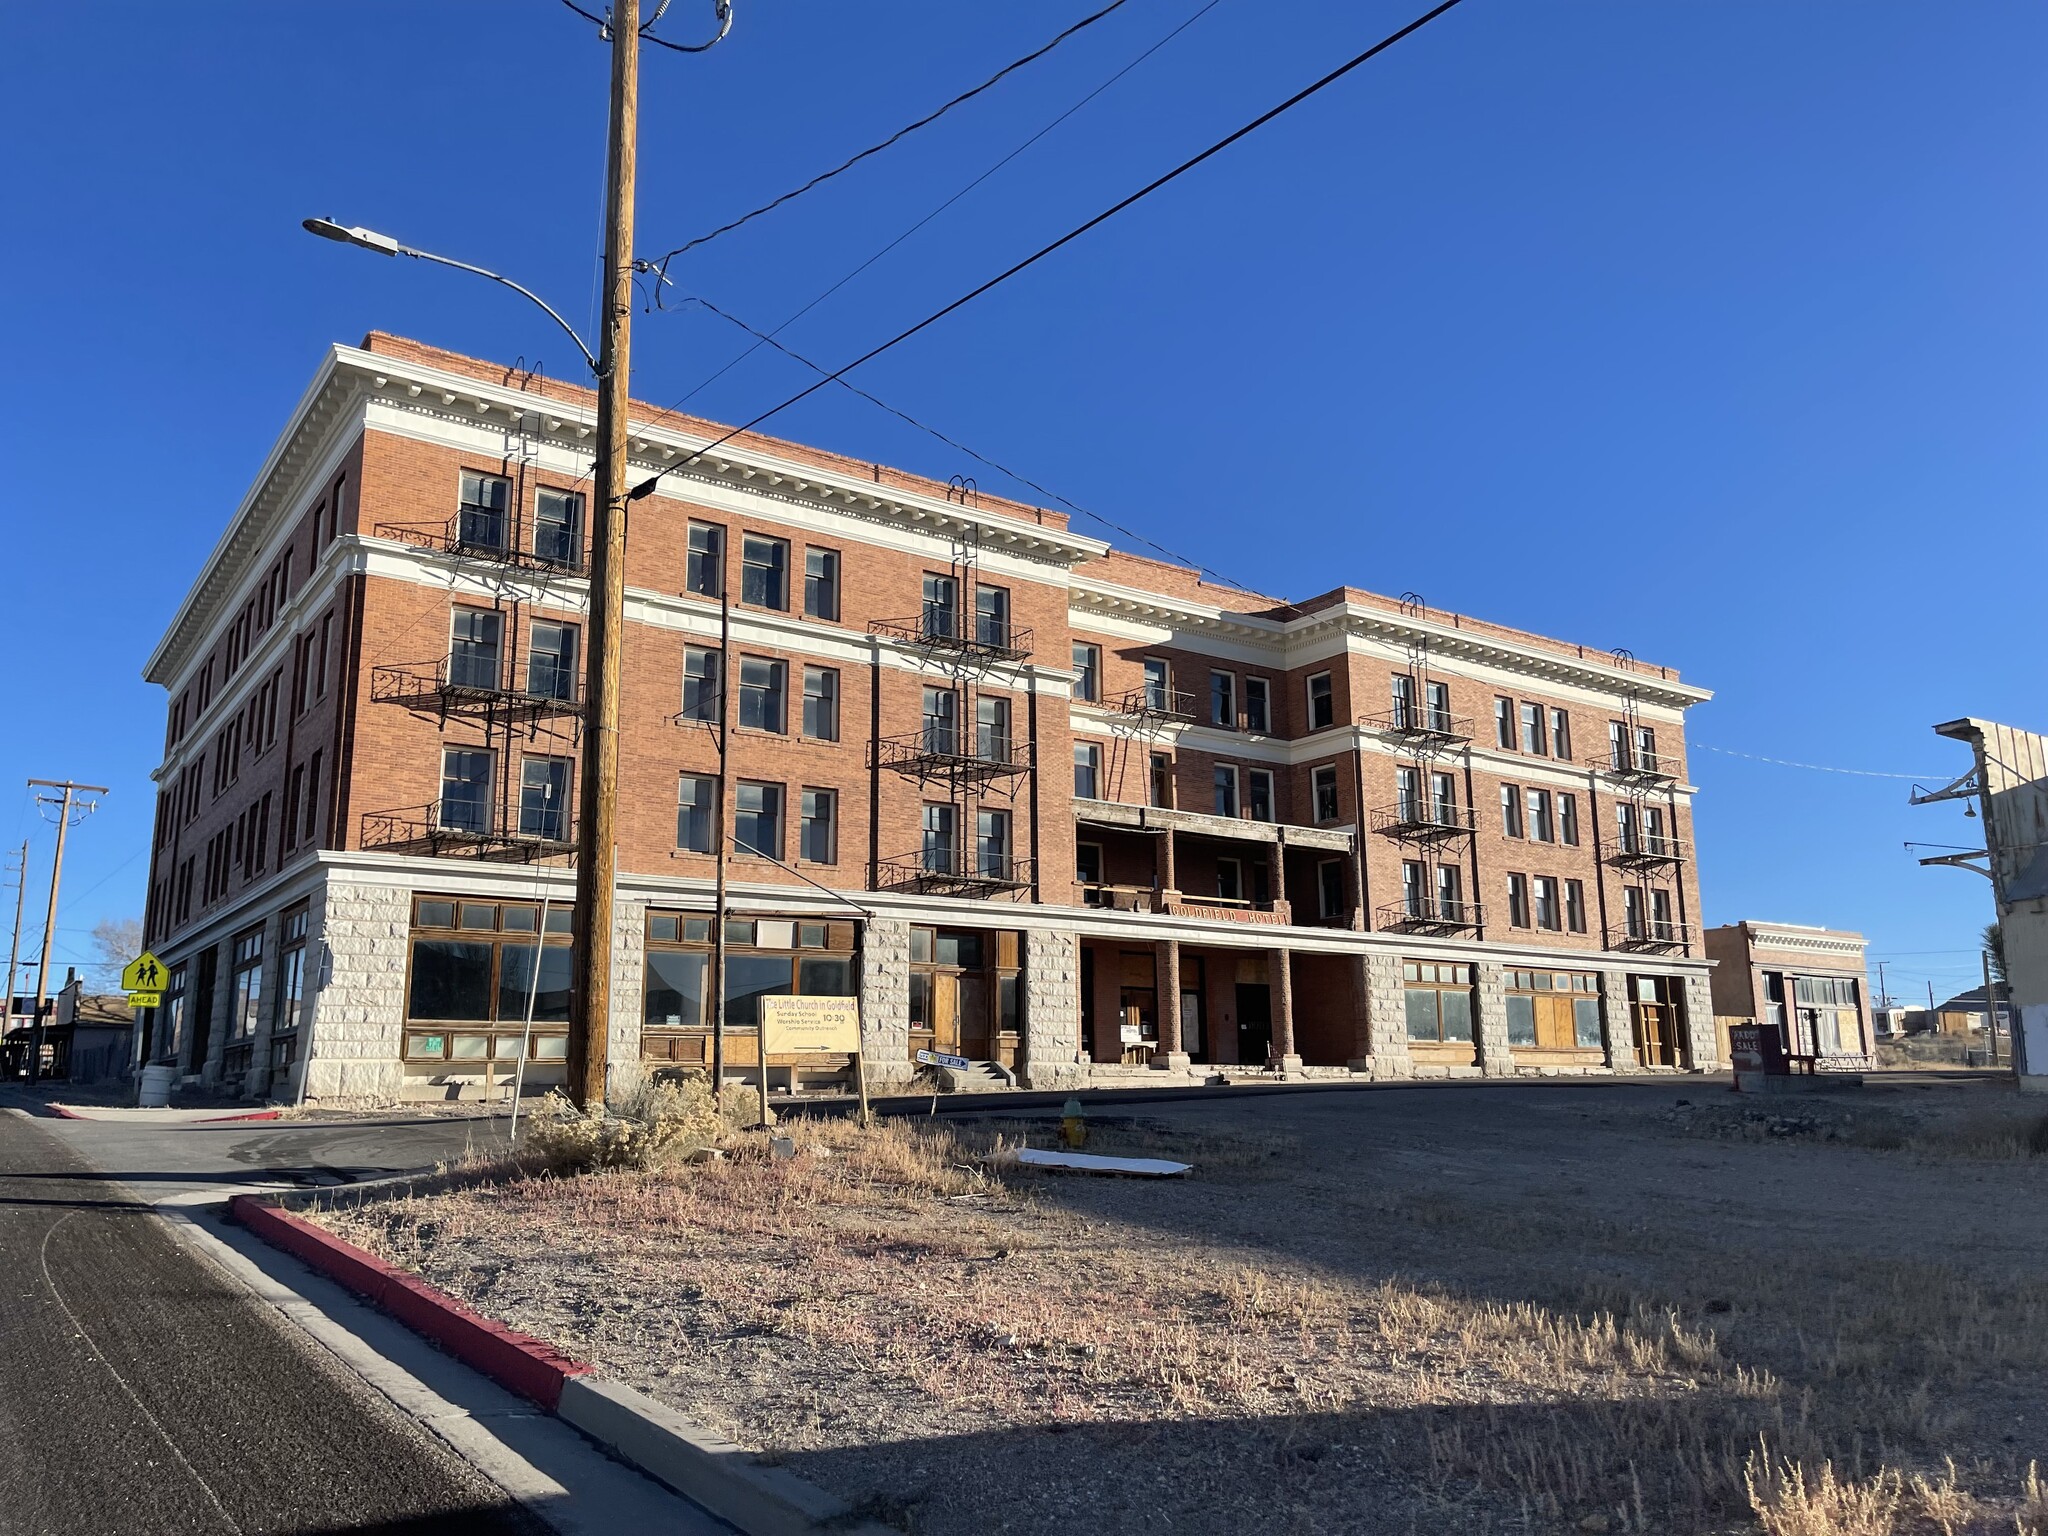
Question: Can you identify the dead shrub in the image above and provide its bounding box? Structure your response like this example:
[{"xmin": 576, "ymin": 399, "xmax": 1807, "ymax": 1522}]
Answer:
[{"xmin": 523, "ymin": 1076, "xmax": 761, "ymax": 1174}]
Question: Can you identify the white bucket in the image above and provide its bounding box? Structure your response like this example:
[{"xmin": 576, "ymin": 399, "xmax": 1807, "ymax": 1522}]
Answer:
[{"xmin": 138, "ymin": 1063, "xmax": 176, "ymax": 1108}]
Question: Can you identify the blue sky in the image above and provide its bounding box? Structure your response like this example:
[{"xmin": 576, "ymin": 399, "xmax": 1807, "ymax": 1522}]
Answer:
[{"xmin": 2, "ymin": 2, "xmax": 2038, "ymax": 1004}]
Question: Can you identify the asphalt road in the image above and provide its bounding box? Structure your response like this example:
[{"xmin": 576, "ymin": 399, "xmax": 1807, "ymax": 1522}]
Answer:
[{"xmin": 0, "ymin": 1108, "xmax": 546, "ymax": 1536}]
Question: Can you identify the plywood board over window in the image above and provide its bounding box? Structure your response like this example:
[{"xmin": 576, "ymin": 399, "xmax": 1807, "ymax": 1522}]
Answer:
[{"xmin": 1505, "ymin": 970, "xmax": 1604, "ymax": 1062}]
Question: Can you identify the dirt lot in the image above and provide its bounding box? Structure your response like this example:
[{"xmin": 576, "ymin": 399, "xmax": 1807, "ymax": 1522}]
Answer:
[{"xmin": 313, "ymin": 1077, "xmax": 2048, "ymax": 1536}]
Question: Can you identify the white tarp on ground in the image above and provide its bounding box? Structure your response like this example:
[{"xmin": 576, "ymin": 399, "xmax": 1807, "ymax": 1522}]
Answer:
[{"xmin": 1013, "ymin": 1147, "xmax": 1192, "ymax": 1177}]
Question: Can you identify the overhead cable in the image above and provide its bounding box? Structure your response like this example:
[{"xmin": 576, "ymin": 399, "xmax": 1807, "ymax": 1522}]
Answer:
[
  {"xmin": 628, "ymin": 0, "xmax": 1469, "ymax": 506},
  {"xmin": 647, "ymin": 0, "xmax": 1136, "ymax": 283}
]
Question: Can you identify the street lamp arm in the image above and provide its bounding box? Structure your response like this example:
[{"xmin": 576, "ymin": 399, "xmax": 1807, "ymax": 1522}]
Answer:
[{"xmin": 399, "ymin": 247, "xmax": 600, "ymax": 375}]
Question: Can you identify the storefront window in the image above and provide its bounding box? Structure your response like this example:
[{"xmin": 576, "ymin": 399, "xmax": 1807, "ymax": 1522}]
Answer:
[
  {"xmin": 641, "ymin": 913, "xmax": 857, "ymax": 1064},
  {"xmin": 404, "ymin": 897, "xmax": 573, "ymax": 1062},
  {"xmin": 1505, "ymin": 970, "xmax": 1602, "ymax": 1050},
  {"xmin": 1403, "ymin": 961, "xmax": 1474, "ymax": 1043}
]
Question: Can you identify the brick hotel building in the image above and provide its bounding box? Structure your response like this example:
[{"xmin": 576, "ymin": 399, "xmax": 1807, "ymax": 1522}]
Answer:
[{"xmin": 138, "ymin": 336, "xmax": 1716, "ymax": 1100}]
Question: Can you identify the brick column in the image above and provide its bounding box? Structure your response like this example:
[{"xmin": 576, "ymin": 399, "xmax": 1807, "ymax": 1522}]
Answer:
[
  {"xmin": 1269, "ymin": 946, "xmax": 1301, "ymax": 1074},
  {"xmin": 1156, "ymin": 830, "xmax": 1178, "ymax": 906},
  {"xmin": 1600, "ymin": 970, "xmax": 1638, "ymax": 1071},
  {"xmin": 1354, "ymin": 951, "xmax": 1414, "ymax": 1077},
  {"xmin": 1474, "ymin": 961, "xmax": 1515, "ymax": 1077},
  {"xmin": 1153, "ymin": 939, "xmax": 1188, "ymax": 1069}
]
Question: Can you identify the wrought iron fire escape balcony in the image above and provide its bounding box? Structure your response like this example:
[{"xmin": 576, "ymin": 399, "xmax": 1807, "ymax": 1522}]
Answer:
[
  {"xmin": 869, "ymin": 608, "xmax": 1034, "ymax": 663},
  {"xmin": 873, "ymin": 729, "xmax": 1034, "ymax": 788},
  {"xmin": 1110, "ymin": 686, "xmax": 1197, "ymax": 727},
  {"xmin": 1369, "ymin": 802, "xmax": 1477, "ymax": 844},
  {"xmin": 1602, "ymin": 832, "xmax": 1684, "ymax": 870},
  {"xmin": 875, "ymin": 848, "xmax": 1036, "ymax": 898},
  {"xmin": 1584, "ymin": 749, "xmax": 1678, "ymax": 786},
  {"xmin": 1613, "ymin": 919, "xmax": 1694, "ymax": 953},
  {"xmin": 373, "ymin": 509, "xmax": 584, "ymax": 575},
  {"xmin": 1359, "ymin": 707, "xmax": 1474, "ymax": 748},
  {"xmin": 359, "ymin": 801, "xmax": 577, "ymax": 863},
  {"xmin": 372, "ymin": 657, "xmax": 584, "ymax": 725},
  {"xmin": 1375, "ymin": 898, "xmax": 1485, "ymax": 935}
]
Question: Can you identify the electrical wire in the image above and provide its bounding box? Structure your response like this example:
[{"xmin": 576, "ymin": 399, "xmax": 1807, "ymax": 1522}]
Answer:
[
  {"xmin": 660, "ymin": 0, "xmax": 1230, "ymax": 409},
  {"xmin": 673, "ymin": 293, "xmax": 1273, "ymax": 596},
  {"xmin": 629, "ymin": 0, "xmax": 1468, "ymax": 507},
  {"xmin": 1692, "ymin": 743, "xmax": 1949, "ymax": 782},
  {"xmin": 646, "ymin": 0, "xmax": 1136, "ymax": 282},
  {"xmin": 559, "ymin": 0, "xmax": 732, "ymax": 54}
]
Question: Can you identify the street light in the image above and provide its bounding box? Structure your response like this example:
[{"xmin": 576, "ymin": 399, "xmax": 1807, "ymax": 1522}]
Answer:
[{"xmin": 301, "ymin": 217, "xmax": 597, "ymax": 373}]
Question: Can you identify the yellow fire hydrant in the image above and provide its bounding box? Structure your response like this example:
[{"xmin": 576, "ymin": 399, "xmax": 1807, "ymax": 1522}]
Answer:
[{"xmin": 1060, "ymin": 1097, "xmax": 1088, "ymax": 1149}]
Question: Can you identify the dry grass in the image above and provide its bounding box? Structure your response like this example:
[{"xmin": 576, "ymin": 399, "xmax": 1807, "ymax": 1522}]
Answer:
[{"xmin": 311, "ymin": 1090, "xmax": 2048, "ymax": 1536}]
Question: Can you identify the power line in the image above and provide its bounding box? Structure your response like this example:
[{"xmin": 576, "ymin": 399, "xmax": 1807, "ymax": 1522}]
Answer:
[
  {"xmin": 558, "ymin": 0, "xmax": 732, "ymax": 54},
  {"xmin": 647, "ymin": 0, "xmax": 1135, "ymax": 279},
  {"xmin": 673, "ymin": 292, "xmax": 1273, "ymax": 595},
  {"xmin": 1692, "ymin": 743, "xmax": 1947, "ymax": 782},
  {"xmin": 660, "ymin": 0, "xmax": 1229, "ymax": 409},
  {"xmin": 629, "ymin": 0, "xmax": 1469, "ymax": 507}
]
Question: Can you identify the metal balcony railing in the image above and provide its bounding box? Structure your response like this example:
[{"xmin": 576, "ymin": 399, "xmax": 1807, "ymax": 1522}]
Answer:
[
  {"xmin": 876, "ymin": 849, "xmax": 1035, "ymax": 897},
  {"xmin": 869, "ymin": 607, "xmax": 1034, "ymax": 662},
  {"xmin": 1360, "ymin": 706, "xmax": 1474, "ymax": 747},
  {"xmin": 1585, "ymin": 748, "xmax": 1678, "ymax": 785},
  {"xmin": 372, "ymin": 656, "xmax": 583, "ymax": 722},
  {"xmin": 872, "ymin": 728, "xmax": 1033, "ymax": 785},
  {"xmin": 1369, "ymin": 802, "xmax": 1476, "ymax": 842},
  {"xmin": 373, "ymin": 510, "xmax": 583, "ymax": 574},
  {"xmin": 1111, "ymin": 686, "xmax": 1197, "ymax": 726},
  {"xmin": 1375, "ymin": 898, "xmax": 1484, "ymax": 934},
  {"xmin": 1603, "ymin": 832, "xmax": 1684, "ymax": 869},
  {"xmin": 1615, "ymin": 919, "xmax": 1693, "ymax": 952},
  {"xmin": 360, "ymin": 801, "xmax": 576, "ymax": 863}
]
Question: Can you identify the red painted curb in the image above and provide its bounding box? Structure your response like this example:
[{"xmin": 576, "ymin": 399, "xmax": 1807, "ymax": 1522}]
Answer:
[
  {"xmin": 48, "ymin": 1104, "xmax": 86, "ymax": 1120},
  {"xmin": 227, "ymin": 1195, "xmax": 590, "ymax": 1409},
  {"xmin": 204, "ymin": 1108, "xmax": 284, "ymax": 1122}
]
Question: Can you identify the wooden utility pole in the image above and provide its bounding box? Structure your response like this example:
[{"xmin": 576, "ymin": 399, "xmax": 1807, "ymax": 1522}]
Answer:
[
  {"xmin": 26, "ymin": 781, "xmax": 106, "ymax": 1086},
  {"xmin": 4, "ymin": 841, "xmax": 26, "ymax": 1044},
  {"xmin": 568, "ymin": 0, "xmax": 641, "ymax": 1109},
  {"xmin": 710, "ymin": 586, "xmax": 731, "ymax": 1103},
  {"xmin": 1983, "ymin": 948, "xmax": 2001, "ymax": 1068}
]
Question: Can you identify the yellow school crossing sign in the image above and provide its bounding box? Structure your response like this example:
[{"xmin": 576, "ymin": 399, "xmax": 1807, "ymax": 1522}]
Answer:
[{"xmin": 122, "ymin": 951, "xmax": 168, "ymax": 1006}]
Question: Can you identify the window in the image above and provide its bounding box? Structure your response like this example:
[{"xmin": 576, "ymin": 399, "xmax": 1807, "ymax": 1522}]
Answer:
[
  {"xmin": 1560, "ymin": 792, "xmax": 1580, "ymax": 847},
  {"xmin": 921, "ymin": 803, "xmax": 957, "ymax": 874},
  {"xmin": 1244, "ymin": 677, "xmax": 1271, "ymax": 734},
  {"xmin": 976, "ymin": 697, "xmax": 1011, "ymax": 763},
  {"xmin": 737, "ymin": 657, "xmax": 786, "ymax": 733},
  {"xmin": 1306, "ymin": 672, "xmax": 1334, "ymax": 731},
  {"xmin": 1507, "ymin": 872, "xmax": 1531, "ymax": 929},
  {"xmin": 976, "ymin": 809, "xmax": 1011, "ymax": 879},
  {"xmin": 1550, "ymin": 708, "xmax": 1572, "ymax": 762},
  {"xmin": 1496, "ymin": 697, "xmax": 1515, "ymax": 749},
  {"xmin": 1072, "ymin": 643, "xmax": 1101, "ymax": 703},
  {"xmin": 519, "ymin": 757, "xmax": 570, "ymax": 840},
  {"xmin": 1397, "ymin": 765, "xmax": 1422, "ymax": 820},
  {"xmin": 1074, "ymin": 742, "xmax": 1101, "ymax": 800},
  {"xmin": 677, "ymin": 774, "xmax": 715, "ymax": 853},
  {"xmin": 439, "ymin": 749, "xmax": 492, "ymax": 833},
  {"xmin": 1617, "ymin": 802, "xmax": 1639, "ymax": 854},
  {"xmin": 1506, "ymin": 970, "xmax": 1602, "ymax": 1050},
  {"xmin": 405, "ymin": 898, "xmax": 573, "ymax": 1064},
  {"xmin": 974, "ymin": 586, "xmax": 1010, "ymax": 649},
  {"xmin": 1149, "ymin": 751, "xmax": 1173, "ymax": 808},
  {"xmin": 800, "ymin": 789, "xmax": 836, "ymax": 864},
  {"xmin": 1533, "ymin": 875, "xmax": 1561, "ymax": 931},
  {"xmin": 734, "ymin": 782, "xmax": 783, "ymax": 859},
  {"xmin": 803, "ymin": 548, "xmax": 839, "ymax": 620},
  {"xmin": 675, "ymin": 646, "xmax": 719, "ymax": 723},
  {"xmin": 534, "ymin": 488, "xmax": 582, "ymax": 568},
  {"xmin": 1651, "ymin": 888, "xmax": 1675, "ymax": 939},
  {"xmin": 1142, "ymin": 657, "xmax": 1171, "ymax": 710},
  {"xmin": 686, "ymin": 522, "xmax": 724, "ymax": 597},
  {"xmin": 1635, "ymin": 725, "xmax": 1659, "ymax": 774},
  {"xmin": 228, "ymin": 928, "xmax": 264, "ymax": 1043},
  {"xmin": 1520, "ymin": 702, "xmax": 1547, "ymax": 756},
  {"xmin": 1248, "ymin": 768, "xmax": 1275, "ymax": 822},
  {"xmin": 802, "ymin": 667, "xmax": 838, "ymax": 741},
  {"xmin": 1435, "ymin": 865, "xmax": 1464, "ymax": 922},
  {"xmin": 1402, "ymin": 860, "xmax": 1426, "ymax": 917},
  {"xmin": 1312, "ymin": 765, "xmax": 1339, "ymax": 823},
  {"xmin": 639, "ymin": 912, "xmax": 855, "ymax": 1045},
  {"xmin": 1624, "ymin": 886, "xmax": 1646, "ymax": 938},
  {"xmin": 1318, "ymin": 859, "xmax": 1345, "ymax": 920},
  {"xmin": 1211, "ymin": 671, "xmax": 1236, "ymax": 728},
  {"xmin": 458, "ymin": 471, "xmax": 510, "ymax": 550},
  {"xmin": 303, "ymin": 750, "xmax": 322, "ymax": 845},
  {"xmin": 527, "ymin": 622, "xmax": 577, "ymax": 701},
  {"xmin": 735, "ymin": 535, "xmax": 787, "ymax": 610},
  {"xmin": 1565, "ymin": 878, "xmax": 1587, "ymax": 933},
  {"xmin": 449, "ymin": 608, "xmax": 502, "ymax": 690},
  {"xmin": 1431, "ymin": 771, "xmax": 1458, "ymax": 824},
  {"xmin": 922, "ymin": 574, "xmax": 960, "ymax": 640},
  {"xmin": 1213, "ymin": 765, "xmax": 1239, "ymax": 817},
  {"xmin": 273, "ymin": 907, "xmax": 308, "ymax": 1050},
  {"xmin": 1217, "ymin": 857, "xmax": 1243, "ymax": 902},
  {"xmin": 1391, "ymin": 673, "xmax": 1417, "ymax": 729},
  {"xmin": 922, "ymin": 686, "xmax": 958, "ymax": 756},
  {"xmin": 1501, "ymin": 784, "xmax": 1523, "ymax": 838},
  {"xmin": 1528, "ymin": 788, "xmax": 1553, "ymax": 843},
  {"xmin": 1076, "ymin": 842, "xmax": 1104, "ymax": 885},
  {"xmin": 1609, "ymin": 720, "xmax": 1629, "ymax": 771},
  {"xmin": 1426, "ymin": 680, "xmax": 1452, "ymax": 734},
  {"xmin": 1404, "ymin": 961, "xmax": 1475, "ymax": 1044}
]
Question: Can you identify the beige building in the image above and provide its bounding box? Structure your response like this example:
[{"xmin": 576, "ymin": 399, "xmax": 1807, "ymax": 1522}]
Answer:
[{"xmin": 1703, "ymin": 921, "xmax": 1872, "ymax": 1066}]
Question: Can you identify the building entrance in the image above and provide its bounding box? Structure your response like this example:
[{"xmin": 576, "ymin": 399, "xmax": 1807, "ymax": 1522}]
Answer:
[{"xmin": 1236, "ymin": 982, "xmax": 1272, "ymax": 1066}]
